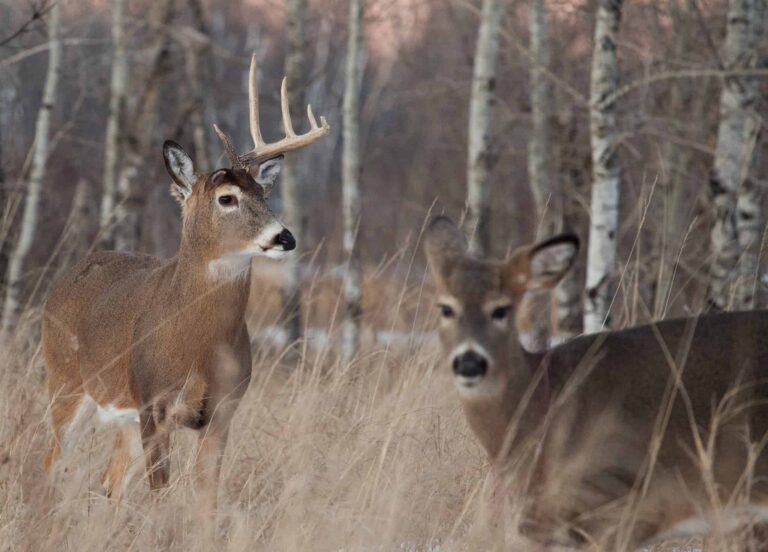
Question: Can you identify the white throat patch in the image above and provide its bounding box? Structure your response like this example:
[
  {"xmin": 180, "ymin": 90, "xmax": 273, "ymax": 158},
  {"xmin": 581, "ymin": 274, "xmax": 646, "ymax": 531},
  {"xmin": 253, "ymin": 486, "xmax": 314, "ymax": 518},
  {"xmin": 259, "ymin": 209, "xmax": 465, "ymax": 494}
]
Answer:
[{"xmin": 208, "ymin": 254, "xmax": 252, "ymax": 281}]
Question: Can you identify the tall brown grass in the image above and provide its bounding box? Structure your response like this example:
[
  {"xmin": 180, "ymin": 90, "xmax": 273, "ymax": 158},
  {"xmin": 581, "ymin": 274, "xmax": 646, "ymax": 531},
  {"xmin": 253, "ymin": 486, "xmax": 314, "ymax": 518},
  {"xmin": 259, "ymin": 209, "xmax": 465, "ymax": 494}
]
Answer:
[{"xmin": 0, "ymin": 258, "xmax": 759, "ymax": 551}]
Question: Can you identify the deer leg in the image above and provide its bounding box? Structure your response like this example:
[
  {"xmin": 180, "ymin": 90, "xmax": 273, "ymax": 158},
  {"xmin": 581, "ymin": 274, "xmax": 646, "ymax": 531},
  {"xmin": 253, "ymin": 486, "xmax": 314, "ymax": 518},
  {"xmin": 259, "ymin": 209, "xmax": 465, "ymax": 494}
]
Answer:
[
  {"xmin": 45, "ymin": 391, "xmax": 96, "ymax": 477},
  {"xmin": 101, "ymin": 424, "xmax": 142, "ymax": 499},
  {"xmin": 194, "ymin": 409, "xmax": 232, "ymax": 516},
  {"xmin": 140, "ymin": 408, "xmax": 170, "ymax": 491}
]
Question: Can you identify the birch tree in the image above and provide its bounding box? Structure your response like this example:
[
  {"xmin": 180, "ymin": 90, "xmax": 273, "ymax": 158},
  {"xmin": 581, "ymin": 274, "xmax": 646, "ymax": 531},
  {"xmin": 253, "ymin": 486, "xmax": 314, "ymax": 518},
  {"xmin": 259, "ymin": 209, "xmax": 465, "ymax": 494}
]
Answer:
[
  {"xmin": 707, "ymin": 0, "xmax": 765, "ymax": 310},
  {"xmin": 282, "ymin": 0, "xmax": 306, "ymax": 348},
  {"xmin": 342, "ymin": 0, "xmax": 365, "ymax": 362},
  {"xmin": 583, "ymin": 0, "xmax": 623, "ymax": 334},
  {"xmin": 550, "ymin": 112, "xmax": 585, "ymax": 339},
  {"xmin": 99, "ymin": 0, "xmax": 127, "ymax": 247},
  {"xmin": 2, "ymin": 0, "xmax": 62, "ymax": 330},
  {"xmin": 112, "ymin": 0, "xmax": 175, "ymax": 251},
  {"xmin": 184, "ymin": 0, "xmax": 211, "ymax": 173},
  {"xmin": 523, "ymin": 0, "xmax": 560, "ymax": 349},
  {"xmin": 734, "ymin": 1, "xmax": 766, "ymax": 310},
  {"xmin": 465, "ymin": 0, "xmax": 505, "ymax": 256},
  {"xmin": 528, "ymin": 0, "xmax": 558, "ymax": 238}
]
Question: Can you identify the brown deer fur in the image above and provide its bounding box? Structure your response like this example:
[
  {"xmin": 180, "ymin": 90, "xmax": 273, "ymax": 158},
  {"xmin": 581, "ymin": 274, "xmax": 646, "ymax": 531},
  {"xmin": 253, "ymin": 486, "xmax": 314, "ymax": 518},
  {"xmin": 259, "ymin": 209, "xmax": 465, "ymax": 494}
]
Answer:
[
  {"xmin": 42, "ymin": 142, "xmax": 291, "ymax": 510},
  {"xmin": 424, "ymin": 215, "xmax": 768, "ymax": 548}
]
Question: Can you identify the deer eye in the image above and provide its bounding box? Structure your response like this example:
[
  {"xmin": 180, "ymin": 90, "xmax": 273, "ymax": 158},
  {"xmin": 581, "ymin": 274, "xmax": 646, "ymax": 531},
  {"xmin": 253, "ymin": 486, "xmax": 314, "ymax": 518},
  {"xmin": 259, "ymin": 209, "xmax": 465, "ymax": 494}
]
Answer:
[
  {"xmin": 491, "ymin": 306, "xmax": 510, "ymax": 320},
  {"xmin": 218, "ymin": 195, "xmax": 237, "ymax": 207},
  {"xmin": 439, "ymin": 304, "xmax": 455, "ymax": 318}
]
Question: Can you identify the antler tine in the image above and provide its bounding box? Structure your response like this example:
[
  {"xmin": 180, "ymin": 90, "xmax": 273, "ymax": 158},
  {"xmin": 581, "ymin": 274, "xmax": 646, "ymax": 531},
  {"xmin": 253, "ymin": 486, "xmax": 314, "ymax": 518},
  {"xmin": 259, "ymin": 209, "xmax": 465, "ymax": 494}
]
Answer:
[
  {"xmin": 248, "ymin": 53, "xmax": 264, "ymax": 147},
  {"xmin": 213, "ymin": 124, "xmax": 243, "ymax": 168},
  {"xmin": 280, "ymin": 78, "xmax": 296, "ymax": 138},
  {"xmin": 234, "ymin": 58, "xmax": 330, "ymax": 166},
  {"xmin": 307, "ymin": 104, "xmax": 318, "ymax": 129}
]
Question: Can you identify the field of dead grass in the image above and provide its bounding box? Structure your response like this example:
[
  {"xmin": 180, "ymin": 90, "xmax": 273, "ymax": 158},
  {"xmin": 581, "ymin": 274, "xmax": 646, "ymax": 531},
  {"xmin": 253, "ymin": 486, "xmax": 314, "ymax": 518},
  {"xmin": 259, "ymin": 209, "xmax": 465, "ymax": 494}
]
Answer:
[{"xmin": 0, "ymin": 264, "xmax": 745, "ymax": 551}]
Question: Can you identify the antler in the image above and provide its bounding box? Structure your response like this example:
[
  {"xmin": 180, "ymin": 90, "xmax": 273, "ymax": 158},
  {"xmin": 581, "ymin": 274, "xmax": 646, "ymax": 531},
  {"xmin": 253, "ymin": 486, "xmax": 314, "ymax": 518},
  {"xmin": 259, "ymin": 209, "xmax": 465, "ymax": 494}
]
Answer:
[{"xmin": 214, "ymin": 54, "xmax": 330, "ymax": 168}]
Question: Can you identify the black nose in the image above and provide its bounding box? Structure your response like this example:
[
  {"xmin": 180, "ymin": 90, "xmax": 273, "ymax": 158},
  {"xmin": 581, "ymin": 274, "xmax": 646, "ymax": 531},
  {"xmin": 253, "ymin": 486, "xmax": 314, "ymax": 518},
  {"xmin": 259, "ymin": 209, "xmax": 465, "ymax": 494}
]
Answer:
[
  {"xmin": 452, "ymin": 350, "xmax": 488, "ymax": 378},
  {"xmin": 274, "ymin": 228, "xmax": 296, "ymax": 251}
]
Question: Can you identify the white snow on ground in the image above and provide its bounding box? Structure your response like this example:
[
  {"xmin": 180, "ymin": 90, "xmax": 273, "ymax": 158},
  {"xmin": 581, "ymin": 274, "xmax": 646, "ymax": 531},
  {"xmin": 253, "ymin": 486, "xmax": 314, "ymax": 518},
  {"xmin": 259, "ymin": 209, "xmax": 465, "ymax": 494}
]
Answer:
[{"xmin": 251, "ymin": 326, "xmax": 437, "ymax": 352}]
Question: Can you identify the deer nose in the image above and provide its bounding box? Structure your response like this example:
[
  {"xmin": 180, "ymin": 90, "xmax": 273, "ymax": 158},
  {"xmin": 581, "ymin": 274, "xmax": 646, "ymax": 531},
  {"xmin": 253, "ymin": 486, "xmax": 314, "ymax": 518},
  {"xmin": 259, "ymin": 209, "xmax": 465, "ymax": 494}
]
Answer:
[
  {"xmin": 273, "ymin": 228, "xmax": 296, "ymax": 251},
  {"xmin": 452, "ymin": 350, "xmax": 488, "ymax": 378}
]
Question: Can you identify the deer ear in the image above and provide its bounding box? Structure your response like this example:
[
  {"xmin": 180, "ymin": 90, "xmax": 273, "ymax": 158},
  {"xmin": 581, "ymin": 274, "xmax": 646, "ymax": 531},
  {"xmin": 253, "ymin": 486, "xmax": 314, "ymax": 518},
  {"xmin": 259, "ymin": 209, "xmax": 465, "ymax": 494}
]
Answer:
[
  {"xmin": 506, "ymin": 234, "xmax": 579, "ymax": 293},
  {"xmin": 424, "ymin": 216, "xmax": 467, "ymax": 288},
  {"xmin": 254, "ymin": 156, "xmax": 283, "ymax": 196},
  {"xmin": 163, "ymin": 140, "xmax": 196, "ymax": 203}
]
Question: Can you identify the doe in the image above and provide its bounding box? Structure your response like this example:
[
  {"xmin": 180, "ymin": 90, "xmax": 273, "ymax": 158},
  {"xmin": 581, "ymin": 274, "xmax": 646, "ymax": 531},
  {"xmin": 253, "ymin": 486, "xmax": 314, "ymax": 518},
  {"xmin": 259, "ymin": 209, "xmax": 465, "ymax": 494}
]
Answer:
[{"xmin": 425, "ymin": 215, "xmax": 768, "ymax": 548}]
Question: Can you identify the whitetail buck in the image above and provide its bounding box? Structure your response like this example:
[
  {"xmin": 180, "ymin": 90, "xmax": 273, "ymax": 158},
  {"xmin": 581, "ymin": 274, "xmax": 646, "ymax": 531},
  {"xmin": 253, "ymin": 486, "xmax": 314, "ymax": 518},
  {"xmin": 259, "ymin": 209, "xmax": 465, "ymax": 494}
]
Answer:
[
  {"xmin": 42, "ymin": 55, "xmax": 329, "ymax": 510},
  {"xmin": 424, "ymin": 216, "xmax": 768, "ymax": 549}
]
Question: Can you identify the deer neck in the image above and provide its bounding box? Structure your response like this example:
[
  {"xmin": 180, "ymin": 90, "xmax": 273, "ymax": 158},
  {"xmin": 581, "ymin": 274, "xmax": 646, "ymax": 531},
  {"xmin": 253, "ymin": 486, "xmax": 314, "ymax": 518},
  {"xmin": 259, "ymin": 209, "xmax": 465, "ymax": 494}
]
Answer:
[
  {"xmin": 460, "ymin": 346, "xmax": 550, "ymax": 462},
  {"xmin": 168, "ymin": 239, "xmax": 252, "ymax": 337}
]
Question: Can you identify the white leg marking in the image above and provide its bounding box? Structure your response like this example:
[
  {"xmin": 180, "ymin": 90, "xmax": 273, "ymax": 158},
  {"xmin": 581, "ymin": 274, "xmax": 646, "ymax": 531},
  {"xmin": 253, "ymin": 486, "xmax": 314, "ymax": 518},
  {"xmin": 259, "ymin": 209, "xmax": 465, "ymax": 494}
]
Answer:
[
  {"xmin": 57, "ymin": 395, "xmax": 98, "ymax": 467},
  {"xmin": 96, "ymin": 403, "xmax": 140, "ymax": 425}
]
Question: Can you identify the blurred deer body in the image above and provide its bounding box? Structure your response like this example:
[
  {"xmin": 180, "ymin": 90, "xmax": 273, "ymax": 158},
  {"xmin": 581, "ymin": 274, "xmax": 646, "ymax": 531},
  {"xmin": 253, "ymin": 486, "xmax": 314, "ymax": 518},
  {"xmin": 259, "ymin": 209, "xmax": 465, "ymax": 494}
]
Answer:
[
  {"xmin": 424, "ymin": 216, "xmax": 768, "ymax": 548},
  {"xmin": 42, "ymin": 55, "xmax": 329, "ymax": 510}
]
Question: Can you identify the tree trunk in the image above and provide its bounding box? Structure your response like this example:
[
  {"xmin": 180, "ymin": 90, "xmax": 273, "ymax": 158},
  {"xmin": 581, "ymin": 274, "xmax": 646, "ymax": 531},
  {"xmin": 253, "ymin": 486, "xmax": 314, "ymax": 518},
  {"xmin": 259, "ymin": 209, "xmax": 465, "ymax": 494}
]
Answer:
[
  {"xmin": 282, "ymin": 0, "xmax": 307, "ymax": 351},
  {"xmin": 465, "ymin": 0, "xmax": 505, "ymax": 256},
  {"xmin": 2, "ymin": 0, "xmax": 62, "ymax": 330},
  {"xmin": 736, "ymin": 122, "xmax": 765, "ymax": 309},
  {"xmin": 113, "ymin": 0, "xmax": 175, "ymax": 252},
  {"xmin": 653, "ymin": 85, "xmax": 694, "ymax": 318},
  {"xmin": 583, "ymin": 0, "xmax": 623, "ymax": 334},
  {"xmin": 0, "ymin": 69, "xmax": 17, "ymax": 298},
  {"xmin": 528, "ymin": 0, "xmax": 559, "ymax": 239},
  {"xmin": 734, "ymin": 1, "xmax": 766, "ymax": 310},
  {"xmin": 58, "ymin": 178, "xmax": 92, "ymax": 274},
  {"xmin": 707, "ymin": 0, "xmax": 764, "ymax": 310},
  {"xmin": 524, "ymin": 0, "xmax": 559, "ymax": 349},
  {"xmin": 342, "ymin": 0, "xmax": 365, "ymax": 362},
  {"xmin": 554, "ymin": 111, "xmax": 587, "ymax": 339},
  {"xmin": 184, "ymin": 0, "xmax": 212, "ymax": 173},
  {"xmin": 99, "ymin": 0, "xmax": 128, "ymax": 248}
]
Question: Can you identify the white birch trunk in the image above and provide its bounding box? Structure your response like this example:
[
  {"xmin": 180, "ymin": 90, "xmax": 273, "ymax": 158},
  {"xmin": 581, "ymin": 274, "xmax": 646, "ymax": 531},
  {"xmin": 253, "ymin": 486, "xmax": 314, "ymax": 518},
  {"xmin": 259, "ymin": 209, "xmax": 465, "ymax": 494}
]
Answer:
[
  {"xmin": 2, "ymin": 0, "xmax": 62, "ymax": 330},
  {"xmin": 583, "ymin": 0, "xmax": 623, "ymax": 334},
  {"xmin": 99, "ymin": 0, "xmax": 127, "ymax": 245},
  {"xmin": 528, "ymin": 0, "xmax": 558, "ymax": 238},
  {"xmin": 525, "ymin": 0, "xmax": 559, "ymax": 348},
  {"xmin": 113, "ymin": 0, "xmax": 174, "ymax": 252},
  {"xmin": 465, "ymin": 0, "xmax": 505, "ymax": 256},
  {"xmin": 282, "ymin": 0, "xmax": 306, "ymax": 349},
  {"xmin": 342, "ymin": 0, "xmax": 365, "ymax": 362},
  {"xmin": 708, "ymin": 0, "xmax": 764, "ymax": 310},
  {"xmin": 185, "ymin": 0, "xmax": 211, "ymax": 173}
]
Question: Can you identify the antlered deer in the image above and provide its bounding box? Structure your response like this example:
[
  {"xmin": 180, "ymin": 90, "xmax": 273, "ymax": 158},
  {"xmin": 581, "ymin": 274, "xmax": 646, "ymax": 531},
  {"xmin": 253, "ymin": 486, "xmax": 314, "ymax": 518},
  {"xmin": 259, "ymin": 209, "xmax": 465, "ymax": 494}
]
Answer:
[
  {"xmin": 42, "ymin": 55, "xmax": 329, "ymax": 510},
  {"xmin": 424, "ymin": 216, "xmax": 768, "ymax": 548}
]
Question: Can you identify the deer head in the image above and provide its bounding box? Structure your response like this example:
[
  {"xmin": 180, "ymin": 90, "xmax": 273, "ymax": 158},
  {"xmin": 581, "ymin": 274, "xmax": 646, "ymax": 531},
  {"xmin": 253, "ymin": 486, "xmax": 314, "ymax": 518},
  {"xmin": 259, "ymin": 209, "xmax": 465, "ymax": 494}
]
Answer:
[
  {"xmin": 424, "ymin": 216, "xmax": 579, "ymax": 398},
  {"xmin": 164, "ymin": 54, "xmax": 330, "ymax": 280}
]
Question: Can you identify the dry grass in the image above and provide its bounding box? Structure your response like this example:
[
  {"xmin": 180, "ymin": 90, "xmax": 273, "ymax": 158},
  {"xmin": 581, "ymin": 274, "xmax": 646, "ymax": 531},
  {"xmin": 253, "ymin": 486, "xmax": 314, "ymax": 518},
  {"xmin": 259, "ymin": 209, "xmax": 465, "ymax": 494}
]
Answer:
[{"xmin": 0, "ymin": 265, "xmax": 757, "ymax": 552}]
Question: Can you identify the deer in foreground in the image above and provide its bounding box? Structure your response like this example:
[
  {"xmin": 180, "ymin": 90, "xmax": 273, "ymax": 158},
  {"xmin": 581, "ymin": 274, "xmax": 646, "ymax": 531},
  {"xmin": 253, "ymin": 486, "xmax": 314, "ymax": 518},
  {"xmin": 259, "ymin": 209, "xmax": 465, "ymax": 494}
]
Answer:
[
  {"xmin": 424, "ymin": 216, "xmax": 768, "ymax": 549},
  {"xmin": 42, "ymin": 55, "xmax": 329, "ymax": 511}
]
